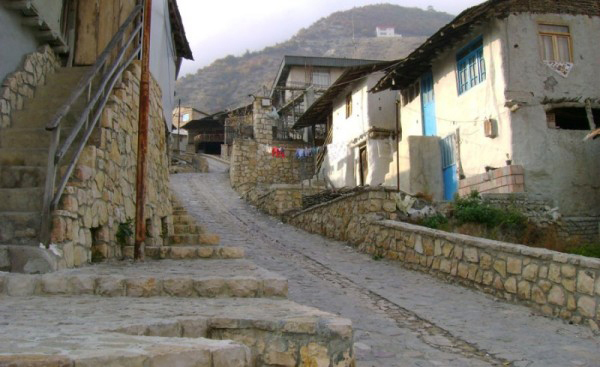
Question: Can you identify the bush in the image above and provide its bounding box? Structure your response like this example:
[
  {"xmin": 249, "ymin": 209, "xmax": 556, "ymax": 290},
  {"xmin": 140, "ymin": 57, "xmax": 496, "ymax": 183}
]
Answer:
[
  {"xmin": 421, "ymin": 214, "xmax": 448, "ymax": 230},
  {"xmin": 453, "ymin": 192, "xmax": 526, "ymax": 231},
  {"xmin": 567, "ymin": 243, "xmax": 600, "ymax": 258}
]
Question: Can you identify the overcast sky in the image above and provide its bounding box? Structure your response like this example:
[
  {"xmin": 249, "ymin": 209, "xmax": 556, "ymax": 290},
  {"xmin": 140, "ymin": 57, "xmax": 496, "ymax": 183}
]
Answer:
[{"xmin": 177, "ymin": 0, "xmax": 483, "ymax": 77}]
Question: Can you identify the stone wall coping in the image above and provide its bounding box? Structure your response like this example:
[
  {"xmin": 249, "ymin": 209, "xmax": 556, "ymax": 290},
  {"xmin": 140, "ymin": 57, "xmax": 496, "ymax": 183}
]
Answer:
[
  {"xmin": 288, "ymin": 187, "xmax": 398, "ymax": 219},
  {"xmin": 375, "ymin": 220, "xmax": 600, "ymax": 270}
]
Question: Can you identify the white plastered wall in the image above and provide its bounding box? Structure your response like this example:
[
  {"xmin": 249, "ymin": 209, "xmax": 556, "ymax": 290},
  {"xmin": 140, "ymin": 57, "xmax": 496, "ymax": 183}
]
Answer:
[
  {"xmin": 503, "ymin": 13, "xmax": 600, "ymax": 216},
  {"xmin": 321, "ymin": 72, "xmax": 396, "ymax": 188}
]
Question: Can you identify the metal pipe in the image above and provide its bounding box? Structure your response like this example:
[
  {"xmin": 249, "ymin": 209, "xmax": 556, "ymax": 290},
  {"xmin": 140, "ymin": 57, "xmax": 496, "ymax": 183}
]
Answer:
[
  {"xmin": 396, "ymin": 98, "xmax": 401, "ymax": 192},
  {"xmin": 134, "ymin": 0, "xmax": 152, "ymax": 260}
]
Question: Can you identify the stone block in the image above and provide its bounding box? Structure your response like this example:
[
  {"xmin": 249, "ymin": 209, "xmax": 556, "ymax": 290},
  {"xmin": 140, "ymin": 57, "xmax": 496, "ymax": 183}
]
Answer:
[
  {"xmin": 163, "ymin": 278, "xmax": 194, "ymax": 297},
  {"xmin": 126, "ymin": 277, "xmax": 161, "ymax": 297},
  {"xmin": 548, "ymin": 264, "xmax": 561, "ymax": 283},
  {"xmin": 531, "ymin": 286, "xmax": 546, "ymax": 304},
  {"xmin": 538, "ymin": 279, "xmax": 552, "ymax": 292},
  {"xmin": 6, "ymin": 274, "xmax": 39, "ymax": 296},
  {"xmin": 561, "ymin": 264, "xmax": 576, "ymax": 278},
  {"xmin": 41, "ymin": 274, "xmax": 69, "ymax": 294},
  {"xmin": 457, "ymin": 262, "xmax": 469, "ymax": 279},
  {"xmin": 548, "ymin": 286, "xmax": 565, "ymax": 306},
  {"xmin": 577, "ymin": 296, "xmax": 596, "ymax": 318},
  {"xmin": 506, "ymin": 257, "xmax": 522, "ymax": 275},
  {"xmin": 212, "ymin": 344, "xmax": 251, "ymax": 367},
  {"xmin": 493, "ymin": 260, "xmax": 506, "ymax": 277},
  {"xmin": 577, "ymin": 270, "xmax": 595, "ymax": 295},
  {"xmin": 504, "ymin": 277, "xmax": 517, "ymax": 294},
  {"xmin": 463, "ymin": 247, "xmax": 479, "ymax": 263},
  {"xmin": 522, "ymin": 264, "xmax": 538, "ymax": 281},
  {"xmin": 96, "ymin": 276, "xmax": 125, "ymax": 297},
  {"xmin": 480, "ymin": 253, "xmax": 492, "ymax": 269},
  {"xmin": 147, "ymin": 348, "xmax": 211, "ymax": 367},
  {"xmin": 517, "ymin": 280, "xmax": 531, "ymax": 300}
]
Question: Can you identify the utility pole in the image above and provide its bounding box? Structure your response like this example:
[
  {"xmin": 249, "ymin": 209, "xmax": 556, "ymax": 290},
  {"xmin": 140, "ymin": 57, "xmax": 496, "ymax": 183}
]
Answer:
[{"xmin": 134, "ymin": 0, "xmax": 152, "ymax": 260}]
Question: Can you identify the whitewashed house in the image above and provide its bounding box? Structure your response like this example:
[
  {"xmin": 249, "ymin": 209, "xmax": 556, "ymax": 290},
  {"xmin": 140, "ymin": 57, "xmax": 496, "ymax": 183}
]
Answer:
[
  {"xmin": 371, "ymin": 0, "xmax": 599, "ymax": 234},
  {"xmin": 294, "ymin": 62, "xmax": 398, "ymax": 187}
]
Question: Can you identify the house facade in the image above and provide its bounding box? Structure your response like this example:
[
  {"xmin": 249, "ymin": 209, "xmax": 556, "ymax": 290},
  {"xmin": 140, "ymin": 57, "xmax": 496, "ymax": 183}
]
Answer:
[
  {"xmin": 294, "ymin": 64, "xmax": 398, "ymax": 188},
  {"xmin": 372, "ymin": 0, "xmax": 600, "ymax": 221}
]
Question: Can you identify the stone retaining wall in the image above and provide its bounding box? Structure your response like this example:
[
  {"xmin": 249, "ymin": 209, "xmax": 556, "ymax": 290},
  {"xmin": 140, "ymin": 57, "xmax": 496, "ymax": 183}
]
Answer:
[
  {"xmin": 0, "ymin": 45, "xmax": 60, "ymax": 129},
  {"xmin": 459, "ymin": 165, "xmax": 525, "ymax": 196},
  {"xmin": 286, "ymin": 189, "xmax": 600, "ymax": 328},
  {"xmin": 51, "ymin": 61, "xmax": 172, "ymax": 266},
  {"xmin": 287, "ymin": 188, "xmax": 400, "ymax": 245},
  {"xmin": 256, "ymin": 185, "xmax": 323, "ymax": 216},
  {"xmin": 365, "ymin": 220, "xmax": 600, "ymax": 328}
]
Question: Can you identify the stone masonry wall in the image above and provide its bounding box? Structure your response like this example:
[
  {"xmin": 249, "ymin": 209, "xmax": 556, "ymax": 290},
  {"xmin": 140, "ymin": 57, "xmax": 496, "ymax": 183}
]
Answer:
[
  {"xmin": 230, "ymin": 139, "xmax": 313, "ymax": 196},
  {"xmin": 50, "ymin": 61, "xmax": 172, "ymax": 266},
  {"xmin": 286, "ymin": 190, "xmax": 600, "ymax": 328},
  {"xmin": 0, "ymin": 45, "xmax": 61, "ymax": 129},
  {"xmin": 287, "ymin": 188, "xmax": 399, "ymax": 245},
  {"xmin": 364, "ymin": 221, "xmax": 600, "ymax": 329},
  {"xmin": 256, "ymin": 185, "xmax": 323, "ymax": 217},
  {"xmin": 458, "ymin": 165, "xmax": 525, "ymax": 196}
]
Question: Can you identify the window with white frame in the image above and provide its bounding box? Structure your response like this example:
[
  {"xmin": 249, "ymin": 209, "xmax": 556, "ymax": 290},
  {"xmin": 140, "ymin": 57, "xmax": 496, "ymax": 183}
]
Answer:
[
  {"xmin": 456, "ymin": 36, "xmax": 486, "ymax": 95},
  {"xmin": 539, "ymin": 24, "xmax": 572, "ymax": 63}
]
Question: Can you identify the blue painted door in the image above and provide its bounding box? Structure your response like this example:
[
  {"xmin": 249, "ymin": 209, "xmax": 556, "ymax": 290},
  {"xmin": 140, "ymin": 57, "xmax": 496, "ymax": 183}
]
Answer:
[
  {"xmin": 440, "ymin": 135, "xmax": 458, "ymax": 200},
  {"xmin": 421, "ymin": 72, "xmax": 437, "ymax": 136}
]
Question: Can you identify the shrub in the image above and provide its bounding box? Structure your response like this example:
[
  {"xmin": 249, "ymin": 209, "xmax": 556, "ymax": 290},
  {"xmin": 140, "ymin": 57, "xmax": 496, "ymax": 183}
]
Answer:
[
  {"xmin": 453, "ymin": 192, "xmax": 526, "ymax": 231},
  {"xmin": 421, "ymin": 214, "xmax": 448, "ymax": 230},
  {"xmin": 567, "ymin": 243, "xmax": 600, "ymax": 258}
]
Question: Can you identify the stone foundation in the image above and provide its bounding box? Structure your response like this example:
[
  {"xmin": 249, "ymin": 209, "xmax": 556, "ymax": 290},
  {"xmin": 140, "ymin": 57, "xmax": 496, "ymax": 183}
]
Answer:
[
  {"xmin": 255, "ymin": 184, "xmax": 323, "ymax": 216},
  {"xmin": 0, "ymin": 45, "xmax": 61, "ymax": 129},
  {"xmin": 50, "ymin": 61, "xmax": 172, "ymax": 266},
  {"xmin": 459, "ymin": 165, "xmax": 525, "ymax": 196}
]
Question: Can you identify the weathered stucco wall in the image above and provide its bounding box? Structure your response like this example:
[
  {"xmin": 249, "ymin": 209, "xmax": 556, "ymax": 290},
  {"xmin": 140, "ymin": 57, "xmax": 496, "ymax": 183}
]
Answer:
[
  {"xmin": 51, "ymin": 61, "xmax": 173, "ymax": 266},
  {"xmin": 386, "ymin": 136, "xmax": 443, "ymax": 199},
  {"xmin": 502, "ymin": 14, "xmax": 600, "ymax": 216},
  {"xmin": 321, "ymin": 73, "xmax": 397, "ymax": 188},
  {"xmin": 430, "ymin": 19, "xmax": 512, "ymax": 177},
  {"xmin": 0, "ymin": 8, "xmax": 42, "ymax": 84}
]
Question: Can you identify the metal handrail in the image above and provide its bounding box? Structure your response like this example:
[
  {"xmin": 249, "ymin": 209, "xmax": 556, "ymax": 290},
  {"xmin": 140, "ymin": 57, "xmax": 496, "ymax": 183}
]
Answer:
[{"xmin": 40, "ymin": 4, "xmax": 144, "ymax": 245}]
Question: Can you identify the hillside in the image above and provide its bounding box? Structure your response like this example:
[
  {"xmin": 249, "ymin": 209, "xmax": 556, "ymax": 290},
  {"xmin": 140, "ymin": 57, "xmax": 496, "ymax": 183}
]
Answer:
[{"xmin": 175, "ymin": 4, "xmax": 454, "ymax": 113}]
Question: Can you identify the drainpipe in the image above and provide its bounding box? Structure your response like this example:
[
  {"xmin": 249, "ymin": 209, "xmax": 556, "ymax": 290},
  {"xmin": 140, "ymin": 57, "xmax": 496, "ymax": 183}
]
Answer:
[
  {"xmin": 134, "ymin": 0, "xmax": 152, "ymax": 260},
  {"xmin": 396, "ymin": 97, "xmax": 401, "ymax": 192}
]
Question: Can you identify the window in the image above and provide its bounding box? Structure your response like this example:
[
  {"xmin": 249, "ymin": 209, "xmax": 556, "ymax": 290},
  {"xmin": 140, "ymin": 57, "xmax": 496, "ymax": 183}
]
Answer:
[
  {"xmin": 456, "ymin": 37, "xmax": 486, "ymax": 95},
  {"xmin": 182, "ymin": 113, "xmax": 190, "ymax": 122},
  {"xmin": 547, "ymin": 108, "xmax": 599, "ymax": 130},
  {"xmin": 312, "ymin": 70, "xmax": 331, "ymax": 87},
  {"xmin": 539, "ymin": 24, "xmax": 572, "ymax": 62},
  {"xmin": 401, "ymin": 81, "xmax": 420, "ymax": 106},
  {"xmin": 345, "ymin": 93, "xmax": 352, "ymax": 119}
]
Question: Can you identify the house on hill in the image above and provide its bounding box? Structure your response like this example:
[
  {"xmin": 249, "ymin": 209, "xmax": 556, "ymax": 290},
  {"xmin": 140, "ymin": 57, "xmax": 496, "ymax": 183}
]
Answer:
[
  {"xmin": 371, "ymin": 0, "xmax": 600, "ymax": 238},
  {"xmin": 0, "ymin": 0, "xmax": 192, "ymax": 270}
]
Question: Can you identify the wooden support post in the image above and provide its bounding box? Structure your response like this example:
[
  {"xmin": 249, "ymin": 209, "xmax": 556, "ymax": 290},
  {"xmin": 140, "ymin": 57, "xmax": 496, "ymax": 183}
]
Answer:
[
  {"xmin": 134, "ymin": 0, "xmax": 152, "ymax": 260},
  {"xmin": 396, "ymin": 99, "xmax": 401, "ymax": 192}
]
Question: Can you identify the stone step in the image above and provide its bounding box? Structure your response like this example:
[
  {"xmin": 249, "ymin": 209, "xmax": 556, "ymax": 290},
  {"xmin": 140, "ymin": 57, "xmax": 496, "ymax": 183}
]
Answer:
[
  {"xmin": 0, "ymin": 188, "xmax": 43, "ymax": 212},
  {"xmin": 173, "ymin": 224, "xmax": 204, "ymax": 234},
  {"xmin": 168, "ymin": 233, "xmax": 220, "ymax": 246},
  {"xmin": 0, "ymin": 148, "xmax": 50, "ymax": 166},
  {"xmin": 0, "ymin": 166, "xmax": 46, "ymax": 188},
  {"xmin": 122, "ymin": 245, "xmax": 244, "ymax": 260},
  {"xmin": 0, "ymin": 212, "xmax": 40, "ymax": 246},
  {"xmin": 0, "ymin": 296, "xmax": 353, "ymax": 367},
  {"xmin": 0, "ymin": 259, "xmax": 288, "ymax": 299},
  {"xmin": 0, "ymin": 127, "xmax": 70, "ymax": 148}
]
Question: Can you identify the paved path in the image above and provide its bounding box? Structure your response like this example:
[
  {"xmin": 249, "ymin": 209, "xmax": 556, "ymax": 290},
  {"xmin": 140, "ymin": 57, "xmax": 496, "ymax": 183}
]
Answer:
[{"xmin": 170, "ymin": 157, "xmax": 599, "ymax": 367}]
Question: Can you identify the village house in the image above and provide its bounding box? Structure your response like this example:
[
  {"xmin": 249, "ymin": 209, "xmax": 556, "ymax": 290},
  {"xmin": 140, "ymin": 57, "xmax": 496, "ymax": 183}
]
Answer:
[
  {"xmin": 171, "ymin": 105, "xmax": 208, "ymax": 129},
  {"xmin": 369, "ymin": 0, "xmax": 600, "ymax": 237},
  {"xmin": 0, "ymin": 0, "xmax": 192, "ymax": 270},
  {"xmin": 293, "ymin": 62, "xmax": 399, "ymax": 188},
  {"xmin": 375, "ymin": 26, "xmax": 400, "ymax": 38},
  {"xmin": 182, "ymin": 111, "xmax": 226, "ymax": 155}
]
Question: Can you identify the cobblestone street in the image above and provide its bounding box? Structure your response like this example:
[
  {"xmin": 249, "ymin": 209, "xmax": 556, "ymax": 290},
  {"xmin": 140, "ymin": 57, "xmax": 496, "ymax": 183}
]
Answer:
[{"xmin": 171, "ymin": 157, "xmax": 599, "ymax": 367}]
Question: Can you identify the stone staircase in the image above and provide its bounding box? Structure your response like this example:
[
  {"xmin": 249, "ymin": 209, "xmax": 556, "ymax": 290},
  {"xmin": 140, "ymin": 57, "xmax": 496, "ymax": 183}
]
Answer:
[
  {"xmin": 0, "ymin": 67, "xmax": 90, "ymax": 247},
  {"xmin": 0, "ymin": 200, "xmax": 355, "ymax": 366}
]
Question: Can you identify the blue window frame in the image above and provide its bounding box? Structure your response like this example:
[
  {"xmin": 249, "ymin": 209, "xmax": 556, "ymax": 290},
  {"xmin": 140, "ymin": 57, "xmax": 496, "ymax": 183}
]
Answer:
[{"xmin": 456, "ymin": 36, "xmax": 486, "ymax": 95}]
